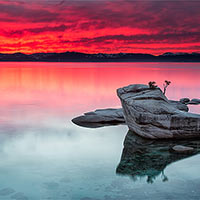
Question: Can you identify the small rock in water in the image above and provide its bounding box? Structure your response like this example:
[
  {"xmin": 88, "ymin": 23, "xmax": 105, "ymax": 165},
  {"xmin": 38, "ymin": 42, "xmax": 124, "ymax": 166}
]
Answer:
[
  {"xmin": 188, "ymin": 98, "xmax": 200, "ymax": 105},
  {"xmin": 171, "ymin": 145, "xmax": 194, "ymax": 153},
  {"xmin": 180, "ymin": 98, "xmax": 190, "ymax": 104}
]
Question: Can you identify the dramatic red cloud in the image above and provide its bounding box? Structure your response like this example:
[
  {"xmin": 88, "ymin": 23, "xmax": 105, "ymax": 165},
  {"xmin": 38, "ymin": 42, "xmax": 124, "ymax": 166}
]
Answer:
[{"xmin": 0, "ymin": 0, "xmax": 199, "ymax": 54}]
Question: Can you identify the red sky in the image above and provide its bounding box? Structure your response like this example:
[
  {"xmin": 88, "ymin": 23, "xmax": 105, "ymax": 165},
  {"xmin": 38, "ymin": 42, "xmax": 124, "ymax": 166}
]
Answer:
[{"xmin": 0, "ymin": 0, "xmax": 199, "ymax": 55}]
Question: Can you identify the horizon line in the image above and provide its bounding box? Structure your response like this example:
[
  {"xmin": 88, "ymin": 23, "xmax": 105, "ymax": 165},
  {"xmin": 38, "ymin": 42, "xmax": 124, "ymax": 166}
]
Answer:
[{"xmin": 1, "ymin": 51, "xmax": 200, "ymax": 56}]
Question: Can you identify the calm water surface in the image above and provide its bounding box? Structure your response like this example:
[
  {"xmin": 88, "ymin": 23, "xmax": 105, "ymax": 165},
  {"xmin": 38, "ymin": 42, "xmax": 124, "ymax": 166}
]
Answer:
[{"xmin": 0, "ymin": 62, "xmax": 200, "ymax": 200}]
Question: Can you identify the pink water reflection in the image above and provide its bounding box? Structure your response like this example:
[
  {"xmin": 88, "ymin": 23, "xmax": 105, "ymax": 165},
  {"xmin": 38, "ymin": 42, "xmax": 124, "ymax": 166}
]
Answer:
[{"xmin": 0, "ymin": 62, "xmax": 200, "ymax": 122}]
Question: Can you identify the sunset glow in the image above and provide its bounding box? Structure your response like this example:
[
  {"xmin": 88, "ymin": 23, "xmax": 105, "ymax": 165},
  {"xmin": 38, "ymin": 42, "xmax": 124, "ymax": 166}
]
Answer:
[
  {"xmin": 0, "ymin": 0, "xmax": 200, "ymax": 55},
  {"xmin": 1, "ymin": 62, "xmax": 200, "ymax": 116}
]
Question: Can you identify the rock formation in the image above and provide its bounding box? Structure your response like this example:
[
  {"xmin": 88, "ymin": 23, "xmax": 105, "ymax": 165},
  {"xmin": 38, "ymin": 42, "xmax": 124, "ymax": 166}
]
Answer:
[
  {"xmin": 72, "ymin": 99, "xmax": 188, "ymax": 128},
  {"xmin": 72, "ymin": 108, "xmax": 125, "ymax": 128},
  {"xmin": 117, "ymin": 84, "xmax": 200, "ymax": 139}
]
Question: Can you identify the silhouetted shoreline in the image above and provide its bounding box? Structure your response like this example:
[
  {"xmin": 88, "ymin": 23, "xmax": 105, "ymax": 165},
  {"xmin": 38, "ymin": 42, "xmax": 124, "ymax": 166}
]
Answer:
[{"xmin": 0, "ymin": 52, "xmax": 200, "ymax": 62}]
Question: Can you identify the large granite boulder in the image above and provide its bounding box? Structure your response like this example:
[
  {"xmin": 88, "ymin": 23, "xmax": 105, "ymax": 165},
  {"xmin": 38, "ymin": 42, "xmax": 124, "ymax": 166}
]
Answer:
[
  {"xmin": 72, "ymin": 108, "xmax": 125, "ymax": 128},
  {"xmin": 117, "ymin": 84, "xmax": 200, "ymax": 139}
]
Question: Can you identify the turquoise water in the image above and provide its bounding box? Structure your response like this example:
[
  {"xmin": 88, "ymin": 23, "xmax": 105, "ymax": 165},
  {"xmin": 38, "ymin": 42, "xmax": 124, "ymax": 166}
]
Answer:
[{"xmin": 0, "ymin": 62, "xmax": 200, "ymax": 200}]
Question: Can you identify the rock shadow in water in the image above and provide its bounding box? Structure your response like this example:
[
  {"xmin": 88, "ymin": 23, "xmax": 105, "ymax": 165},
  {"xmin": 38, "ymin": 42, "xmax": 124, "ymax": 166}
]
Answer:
[{"xmin": 116, "ymin": 130, "xmax": 200, "ymax": 183}]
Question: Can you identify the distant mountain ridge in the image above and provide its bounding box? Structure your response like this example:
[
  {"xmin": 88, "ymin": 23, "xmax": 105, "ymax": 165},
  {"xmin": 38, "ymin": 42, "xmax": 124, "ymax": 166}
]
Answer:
[{"xmin": 0, "ymin": 52, "xmax": 200, "ymax": 62}]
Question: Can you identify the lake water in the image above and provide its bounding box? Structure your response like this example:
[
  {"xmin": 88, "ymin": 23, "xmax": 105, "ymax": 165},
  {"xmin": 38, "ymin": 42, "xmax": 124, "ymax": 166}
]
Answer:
[{"xmin": 0, "ymin": 62, "xmax": 200, "ymax": 200}]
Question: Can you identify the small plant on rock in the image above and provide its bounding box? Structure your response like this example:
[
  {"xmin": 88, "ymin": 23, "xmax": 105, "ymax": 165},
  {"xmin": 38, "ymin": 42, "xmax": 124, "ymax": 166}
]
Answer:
[
  {"xmin": 148, "ymin": 81, "xmax": 157, "ymax": 89},
  {"xmin": 163, "ymin": 80, "xmax": 171, "ymax": 95}
]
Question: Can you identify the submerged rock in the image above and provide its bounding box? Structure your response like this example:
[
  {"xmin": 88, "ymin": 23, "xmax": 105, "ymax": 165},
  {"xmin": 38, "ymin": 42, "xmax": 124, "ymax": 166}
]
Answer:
[
  {"xmin": 171, "ymin": 145, "xmax": 194, "ymax": 153},
  {"xmin": 72, "ymin": 108, "xmax": 125, "ymax": 128},
  {"xmin": 117, "ymin": 84, "xmax": 200, "ymax": 139}
]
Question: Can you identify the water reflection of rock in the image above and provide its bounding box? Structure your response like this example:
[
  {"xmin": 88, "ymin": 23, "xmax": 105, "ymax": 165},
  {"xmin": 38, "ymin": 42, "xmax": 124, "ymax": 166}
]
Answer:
[{"xmin": 116, "ymin": 131, "xmax": 200, "ymax": 183}]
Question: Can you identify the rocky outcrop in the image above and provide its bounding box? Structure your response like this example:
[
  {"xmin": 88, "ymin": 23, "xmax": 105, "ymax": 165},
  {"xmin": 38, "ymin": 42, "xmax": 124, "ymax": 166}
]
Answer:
[
  {"xmin": 72, "ymin": 99, "xmax": 188, "ymax": 128},
  {"xmin": 72, "ymin": 108, "xmax": 125, "ymax": 128},
  {"xmin": 117, "ymin": 84, "xmax": 200, "ymax": 139}
]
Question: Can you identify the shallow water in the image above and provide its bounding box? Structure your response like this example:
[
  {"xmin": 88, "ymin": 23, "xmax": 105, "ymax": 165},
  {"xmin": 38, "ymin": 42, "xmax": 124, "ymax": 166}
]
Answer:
[{"xmin": 0, "ymin": 62, "xmax": 200, "ymax": 200}]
